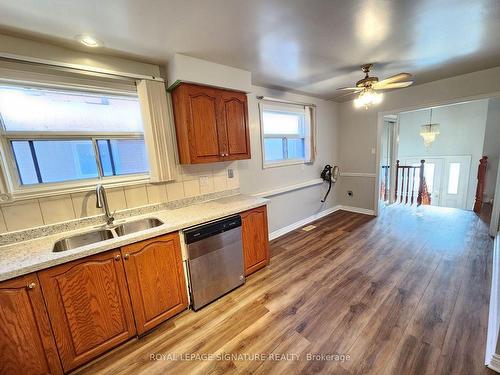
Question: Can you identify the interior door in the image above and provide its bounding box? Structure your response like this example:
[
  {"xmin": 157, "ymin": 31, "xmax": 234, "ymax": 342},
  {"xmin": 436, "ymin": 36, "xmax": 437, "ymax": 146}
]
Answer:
[
  {"xmin": 402, "ymin": 157, "xmax": 443, "ymax": 206},
  {"xmin": 440, "ymin": 155, "xmax": 471, "ymax": 209}
]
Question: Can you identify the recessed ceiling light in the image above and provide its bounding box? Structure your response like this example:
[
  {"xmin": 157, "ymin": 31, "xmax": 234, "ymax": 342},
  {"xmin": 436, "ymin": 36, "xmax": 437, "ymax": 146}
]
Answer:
[{"xmin": 75, "ymin": 34, "xmax": 102, "ymax": 48}]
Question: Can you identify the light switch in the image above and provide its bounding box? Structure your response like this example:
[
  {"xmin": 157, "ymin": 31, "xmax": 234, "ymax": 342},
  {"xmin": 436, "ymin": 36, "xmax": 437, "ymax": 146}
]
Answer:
[
  {"xmin": 200, "ymin": 176, "xmax": 210, "ymax": 187},
  {"xmin": 371, "ymin": 147, "xmax": 376, "ymax": 154}
]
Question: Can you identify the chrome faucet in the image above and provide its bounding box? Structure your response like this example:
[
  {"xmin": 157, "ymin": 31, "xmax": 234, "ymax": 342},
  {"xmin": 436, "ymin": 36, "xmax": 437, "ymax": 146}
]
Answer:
[{"xmin": 96, "ymin": 184, "xmax": 115, "ymax": 225}]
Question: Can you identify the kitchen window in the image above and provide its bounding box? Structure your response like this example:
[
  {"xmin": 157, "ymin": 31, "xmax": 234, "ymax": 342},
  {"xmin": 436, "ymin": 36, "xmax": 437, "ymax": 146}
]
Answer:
[
  {"xmin": 0, "ymin": 84, "xmax": 149, "ymax": 197},
  {"xmin": 259, "ymin": 102, "xmax": 314, "ymax": 167}
]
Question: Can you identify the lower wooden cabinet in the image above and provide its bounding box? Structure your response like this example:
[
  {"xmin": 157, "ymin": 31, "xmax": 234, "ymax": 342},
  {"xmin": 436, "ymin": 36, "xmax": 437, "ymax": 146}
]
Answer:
[
  {"xmin": 38, "ymin": 250, "xmax": 136, "ymax": 373},
  {"xmin": 121, "ymin": 232, "xmax": 188, "ymax": 335},
  {"xmin": 0, "ymin": 273, "xmax": 63, "ymax": 375},
  {"xmin": 241, "ymin": 206, "xmax": 270, "ymax": 276}
]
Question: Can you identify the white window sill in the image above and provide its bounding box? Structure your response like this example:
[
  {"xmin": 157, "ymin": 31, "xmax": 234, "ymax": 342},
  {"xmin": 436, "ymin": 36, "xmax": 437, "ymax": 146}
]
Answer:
[
  {"xmin": 263, "ymin": 159, "xmax": 313, "ymax": 169},
  {"xmin": 1, "ymin": 174, "xmax": 150, "ymax": 204}
]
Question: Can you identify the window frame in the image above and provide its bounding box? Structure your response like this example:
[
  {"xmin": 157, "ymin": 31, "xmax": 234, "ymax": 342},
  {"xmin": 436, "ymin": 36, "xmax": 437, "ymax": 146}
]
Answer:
[
  {"xmin": 259, "ymin": 102, "xmax": 313, "ymax": 168},
  {"xmin": 0, "ymin": 81, "xmax": 150, "ymax": 201}
]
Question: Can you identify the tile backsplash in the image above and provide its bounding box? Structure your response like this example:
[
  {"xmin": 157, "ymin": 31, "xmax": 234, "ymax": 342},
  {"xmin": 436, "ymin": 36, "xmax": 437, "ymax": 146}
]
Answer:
[{"xmin": 0, "ymin": 163, "xmax": 239, "ymax": 233}]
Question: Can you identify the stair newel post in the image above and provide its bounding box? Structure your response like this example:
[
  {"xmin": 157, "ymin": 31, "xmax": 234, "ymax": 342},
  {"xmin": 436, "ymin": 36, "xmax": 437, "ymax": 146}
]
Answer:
[
  {"xmin": 417, "ymin": 160, "xmax": 425, "ymax": 206},
  {"xmin": 395, "ymin": 160, "xmax": 400, "ymax": 202},
  {"xmin": 473, "ymin": 156, "xmax": 488, "ymax": 213}
]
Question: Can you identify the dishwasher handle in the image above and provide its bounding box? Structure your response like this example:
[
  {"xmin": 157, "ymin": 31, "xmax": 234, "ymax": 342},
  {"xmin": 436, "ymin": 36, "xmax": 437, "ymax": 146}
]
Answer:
[{"xmin": 184, "ymin": 215, "xmax": 241, "ymax": 244}]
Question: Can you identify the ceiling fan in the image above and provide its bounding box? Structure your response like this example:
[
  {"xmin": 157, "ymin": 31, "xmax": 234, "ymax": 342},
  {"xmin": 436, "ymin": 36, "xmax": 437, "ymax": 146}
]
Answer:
[{"xmin": 337, "ymin": 64, "xmax": 413, "ymax": 109}]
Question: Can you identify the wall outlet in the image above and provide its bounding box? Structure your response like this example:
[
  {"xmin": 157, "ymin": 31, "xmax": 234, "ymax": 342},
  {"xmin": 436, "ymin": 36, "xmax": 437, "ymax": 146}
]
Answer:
[
  {"xmin": 227, "ymin": 169, "xmax": 234, "ymax": 178},
  {"xmin": 347, "ymin": 190, "xmax": 354, "ymax": 197}
]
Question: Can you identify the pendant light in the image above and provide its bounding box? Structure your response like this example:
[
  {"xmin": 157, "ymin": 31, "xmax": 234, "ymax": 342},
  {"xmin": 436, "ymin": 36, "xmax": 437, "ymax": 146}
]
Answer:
[{"xmin": 420, "ymin": 108, "xmax": 440, "ymax": 147}]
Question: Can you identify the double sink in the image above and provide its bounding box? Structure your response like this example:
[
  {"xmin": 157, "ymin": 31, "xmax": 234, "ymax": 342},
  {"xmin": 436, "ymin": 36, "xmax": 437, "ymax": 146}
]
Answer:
[{"xmin": 53, "ymin": 218, "xmax": 163, "ymax": 252}]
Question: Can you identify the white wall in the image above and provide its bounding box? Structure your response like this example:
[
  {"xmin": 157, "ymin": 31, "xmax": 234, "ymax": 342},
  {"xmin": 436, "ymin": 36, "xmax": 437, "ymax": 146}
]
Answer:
[
  {"xmin": 483, "ymin": 98, "xmax": 500, "ymax": 202},
  {"xmin": 397, "ymin": 100, "xmax": 489, "ymax": 209},
  {"xmin": 238, "ymin": 85, "xmax": 339, "ymax": 232},
  {"xmin": 338, "ymin": 66, "xmax": 500, "ymax": 211}
]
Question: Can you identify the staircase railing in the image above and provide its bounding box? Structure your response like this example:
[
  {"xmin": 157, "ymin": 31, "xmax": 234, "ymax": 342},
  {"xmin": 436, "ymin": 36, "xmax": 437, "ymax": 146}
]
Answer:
[{"xmin": 395, "ymin": 159, "xmax": 431, "ymax": 206}]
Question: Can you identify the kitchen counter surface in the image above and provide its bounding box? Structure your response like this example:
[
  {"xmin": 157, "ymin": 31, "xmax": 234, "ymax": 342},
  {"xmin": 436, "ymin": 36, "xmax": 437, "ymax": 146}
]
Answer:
[{"xmin": 0, "ymin": 194, "xmax": 268, "ymax": 282}]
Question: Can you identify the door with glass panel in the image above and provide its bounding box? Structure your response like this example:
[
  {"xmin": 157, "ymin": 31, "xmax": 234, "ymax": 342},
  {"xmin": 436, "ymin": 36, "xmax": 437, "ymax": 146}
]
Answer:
[{"xmin": 440, "ymin": 156, "xmax": 471, "ymax": 209}]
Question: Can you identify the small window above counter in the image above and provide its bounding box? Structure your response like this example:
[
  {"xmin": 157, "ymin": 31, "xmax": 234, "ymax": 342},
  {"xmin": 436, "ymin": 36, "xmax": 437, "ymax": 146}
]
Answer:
[{"xmin": 170, "ymin": 83, "xmax": 251, "ymax": 164}]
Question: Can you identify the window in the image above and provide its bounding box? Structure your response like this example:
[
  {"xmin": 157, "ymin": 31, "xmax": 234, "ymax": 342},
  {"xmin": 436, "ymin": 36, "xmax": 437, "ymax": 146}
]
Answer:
[
  {"xmin": 447, "ymin": 163, "xmax": 460, "ymax": 195},
  {"xmin": 0, "ymin": 84, "xmax": 148, "ymax": 193},
  {"xmin": 260, "ymin": 102, "xmax": 313, "ymax": 167}
]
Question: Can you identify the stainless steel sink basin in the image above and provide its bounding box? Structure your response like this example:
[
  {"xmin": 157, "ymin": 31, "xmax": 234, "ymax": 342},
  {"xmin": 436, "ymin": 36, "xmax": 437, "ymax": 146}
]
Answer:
[
  {"xmin": 53, "ymin": 229, "xmax": 115, "ymax": 252},
  {"xmin": 114, "ymin": 218, "xmax": 163, "ymax": 237}
]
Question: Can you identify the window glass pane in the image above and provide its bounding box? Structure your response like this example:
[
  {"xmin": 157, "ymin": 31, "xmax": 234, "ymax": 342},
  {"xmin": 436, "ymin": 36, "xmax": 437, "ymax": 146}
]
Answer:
[
  {"xmin": 11, "ymin": 141, "xmax": 39, "ymax": 184},
  {"xmin": 262, "ymin": 110, "xmax": 303, "ymax": 135},
  {"xmin": 33, "ymin": 140, "xmax": 98, "ymax": 183},
  {"xmin": 97, "ymin": 139, "xmax": 148, "ymax": 176},
  {"xmin": 0, "ymin": 85, "xmax": 143, "ymax": 132},
  {"xmin": 264, "ymin": 138, "xmax": 284, "ymax": 161},
  {"xmin": 287, "ymin": 138, "xmax": 305, "ymax": 160},
  {"xmin": 448, "ymin": 163, "xmax": 460, "ymax": 195}
]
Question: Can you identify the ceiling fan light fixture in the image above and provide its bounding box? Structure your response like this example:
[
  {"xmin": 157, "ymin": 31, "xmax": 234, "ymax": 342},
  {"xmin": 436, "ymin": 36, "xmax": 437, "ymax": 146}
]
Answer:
[{"xmin": 353, "ymin": 89, "xmax": 383, "ymax": 109}]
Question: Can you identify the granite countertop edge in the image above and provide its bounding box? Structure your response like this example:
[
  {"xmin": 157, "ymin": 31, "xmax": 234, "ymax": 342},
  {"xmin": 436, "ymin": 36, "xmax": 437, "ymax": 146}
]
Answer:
[{"xmin": 0, "ymin": 194, "xmax": 268, "ymax": 282}]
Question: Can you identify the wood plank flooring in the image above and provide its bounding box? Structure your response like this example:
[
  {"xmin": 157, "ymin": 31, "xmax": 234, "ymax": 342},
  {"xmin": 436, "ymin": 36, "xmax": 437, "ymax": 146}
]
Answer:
[{"xmin": 74, "ymin": 205, "xmax": 495, "ymax": 375}]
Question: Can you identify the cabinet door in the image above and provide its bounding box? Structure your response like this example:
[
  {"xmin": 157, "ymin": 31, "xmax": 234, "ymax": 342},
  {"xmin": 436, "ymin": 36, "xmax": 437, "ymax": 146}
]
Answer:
[
  {"xmin": 221, "ymin": 90, "xmax": 251, "ymax": 160},
  {"xmin": 121, "ymin": 232, "xmax": 188, "ymax": 335},
  {"xmin": 241, "ymin": 206, "xmax": 270, "ymax": 276},
  {"xmin": 185, "ymin": 84, "xmax": 224, "ymax": 163},
  {"xmin": 0, "ymin": 274, "xmax": 63, "ymax": 375},
  {"xmin": 38, "ymin": 251, "xmax": 136, "ymax": 372}
]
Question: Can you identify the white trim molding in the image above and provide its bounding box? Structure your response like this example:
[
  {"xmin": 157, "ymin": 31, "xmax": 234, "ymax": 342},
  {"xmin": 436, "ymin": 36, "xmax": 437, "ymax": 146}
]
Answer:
[
  {"xmin": 340, "ymin": 172, "xmax": 377, "ymax": 178},
  {"xmin": 252, "ymin": 178, "xmax": 323, "ymax": 198},
  {"xmin": 486, "ymin": 233, "xmax": 500, "ymax": 373},
  {"xmin": 268, "ymin": 204, "xmax": 376, "ymax": 240}
]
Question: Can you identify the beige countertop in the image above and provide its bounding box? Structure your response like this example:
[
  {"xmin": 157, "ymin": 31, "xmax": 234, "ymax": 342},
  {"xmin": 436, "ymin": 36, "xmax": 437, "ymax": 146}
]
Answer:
[{"xmin": 0, "ymin": 194, "xmax": 268, "ymax": 282}]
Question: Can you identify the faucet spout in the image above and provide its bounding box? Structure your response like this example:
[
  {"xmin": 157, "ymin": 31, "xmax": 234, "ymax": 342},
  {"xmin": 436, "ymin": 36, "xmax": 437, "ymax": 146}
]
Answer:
[{"xmin": 96, "ymin": 184, "xmax": 115, "ymax": 225}]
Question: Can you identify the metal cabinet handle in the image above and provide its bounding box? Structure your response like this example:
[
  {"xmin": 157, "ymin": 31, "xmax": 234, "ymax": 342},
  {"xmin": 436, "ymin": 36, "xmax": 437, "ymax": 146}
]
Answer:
[
  {"xmin": 27, "ymin": 282, "xmax": 36, "ymax": 289},
  {"xmin": 124, "ymin": 253, "xmax": 130, "ymax": 260},
  {"xmin": 114, "ymin": 254, "xmax": 121, "ymax": 261}
]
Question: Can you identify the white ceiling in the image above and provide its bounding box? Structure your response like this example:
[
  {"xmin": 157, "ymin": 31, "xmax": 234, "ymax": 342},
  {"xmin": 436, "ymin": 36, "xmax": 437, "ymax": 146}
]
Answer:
[{"xmin": 0, "ymin": 0, "xmax": 499, "ymax": 101}]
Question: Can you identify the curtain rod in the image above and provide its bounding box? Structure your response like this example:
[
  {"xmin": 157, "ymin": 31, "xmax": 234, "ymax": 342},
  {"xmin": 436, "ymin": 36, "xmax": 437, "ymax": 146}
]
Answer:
[
  {"xmin": 256, "ymin": 95, "xmax": 316, "ymax": 107},
  {"xmin": 0, "ymin": 53, "xmax": 165, "ymax": 83}
]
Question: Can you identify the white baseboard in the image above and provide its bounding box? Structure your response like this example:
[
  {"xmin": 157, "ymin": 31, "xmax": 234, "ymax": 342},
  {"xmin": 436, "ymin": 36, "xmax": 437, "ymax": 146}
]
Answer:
[
  {"xmin": 269, "ymin": 205, "xmax": 341, "ymax": 240},
  {"xmin": 486, "ymin": 233, "xmax": 500, "ymax": 372},
  {"xmin": 337, "ymin": 205, "xmax": 376, "ymax": 216},
  {"xmin": 268, "ymin": 204, "xmax": 376, "ymax": 241}
]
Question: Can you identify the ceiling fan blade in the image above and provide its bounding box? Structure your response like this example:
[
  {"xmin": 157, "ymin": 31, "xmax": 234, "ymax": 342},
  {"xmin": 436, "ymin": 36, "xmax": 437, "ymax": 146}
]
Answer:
[
  {"xmin": 336, "ymin": 87, "xmax": 361, "ymax": 91},
  {"xmin": 376, "ymin": 73, "xmax": 412, "ymax": 86},
  {"xmin": 373, "ymin": 81, "xmax": 413, "ymax": 90},
  {"xmin": 330, "ymin": 90, "xmax": 361, "ymax": 100}
]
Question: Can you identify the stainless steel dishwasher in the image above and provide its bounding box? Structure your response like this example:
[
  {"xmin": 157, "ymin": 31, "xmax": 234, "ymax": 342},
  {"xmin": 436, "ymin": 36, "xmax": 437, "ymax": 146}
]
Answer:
[{"xmin": 184, "ymin": 215, "xmax": 245, "ymax": 311}]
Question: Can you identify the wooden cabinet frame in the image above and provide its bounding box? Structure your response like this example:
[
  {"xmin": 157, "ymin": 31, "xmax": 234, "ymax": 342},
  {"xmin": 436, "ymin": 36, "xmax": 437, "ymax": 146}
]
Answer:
[{"xmin": 171, "ymin": 83, "xmax": 251, "ymax": 164}]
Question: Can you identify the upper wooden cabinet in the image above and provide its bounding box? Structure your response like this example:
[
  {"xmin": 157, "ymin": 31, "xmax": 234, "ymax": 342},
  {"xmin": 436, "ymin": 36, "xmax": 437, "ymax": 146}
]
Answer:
[
  {"xmin": 171, "ymin": 83, "xmax": 251, "ymax": 164},
  {"xmin": 0, "ymin": 273, "xmax": 63, "ymax": 375},
  {"xmin": 38, "ymin": 250, "xmax": 136, "ymax": 373},
  {"xmin": 241, "ymin": 205, "xmax": 270, "ymax": 276},
  {"xmin": 121, "ymin": 232, "xmax": 188, "ymax": 335}
]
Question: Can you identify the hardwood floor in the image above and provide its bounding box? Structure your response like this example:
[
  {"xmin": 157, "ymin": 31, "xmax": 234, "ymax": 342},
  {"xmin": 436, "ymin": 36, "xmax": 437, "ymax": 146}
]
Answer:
[{"xmin": 74, "ymin": 205, "xmax": 495, "ymax": 375}]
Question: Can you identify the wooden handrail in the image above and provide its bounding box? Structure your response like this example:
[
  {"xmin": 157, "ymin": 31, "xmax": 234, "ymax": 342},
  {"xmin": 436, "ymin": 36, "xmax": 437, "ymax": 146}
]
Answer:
[{"xmin": 473, "ymin": 156, "xmax": 488, "ymax": 213}]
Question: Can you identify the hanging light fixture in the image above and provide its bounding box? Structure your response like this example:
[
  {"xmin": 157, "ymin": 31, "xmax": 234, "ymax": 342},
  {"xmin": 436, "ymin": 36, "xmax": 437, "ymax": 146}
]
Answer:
[
  {"xmin": 353, "ymin": 88, "xmax": 383, "ymax": 109},
  {"xmin": 420, "ymin": 108, "xmax": 440, "ymax": 147}
]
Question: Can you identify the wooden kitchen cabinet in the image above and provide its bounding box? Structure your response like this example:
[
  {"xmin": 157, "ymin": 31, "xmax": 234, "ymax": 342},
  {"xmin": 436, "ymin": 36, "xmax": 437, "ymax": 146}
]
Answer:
[
  {"xmin": 241, "ymin": 206, "xmax": 270, "ymax": 276},
  {"xmin": 171, "ymin": 83, "xmax": 250, "ymax": 164},
  {"xmin": 0, "ymin": 273, "xmax": 63, "ymax": 375},
  {"xmin": 121, "ymin": 232, "xmax": 188, "ymax": 335},
  {"xmin": 38, "ymin": 250, "xmax": 136, "ymax": 372}
]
